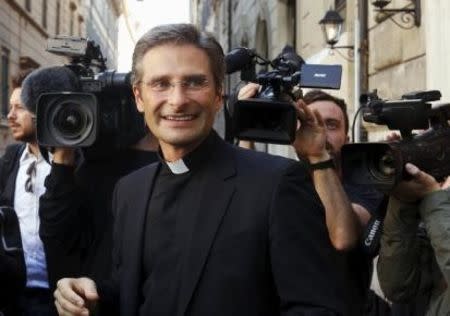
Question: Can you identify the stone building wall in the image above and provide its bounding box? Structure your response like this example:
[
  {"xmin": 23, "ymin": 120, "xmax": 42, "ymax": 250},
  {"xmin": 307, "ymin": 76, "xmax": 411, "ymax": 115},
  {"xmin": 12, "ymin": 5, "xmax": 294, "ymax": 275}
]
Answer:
[{"xmin": 192, "ymin": 0, "xmax": 445, "ymax": 148}]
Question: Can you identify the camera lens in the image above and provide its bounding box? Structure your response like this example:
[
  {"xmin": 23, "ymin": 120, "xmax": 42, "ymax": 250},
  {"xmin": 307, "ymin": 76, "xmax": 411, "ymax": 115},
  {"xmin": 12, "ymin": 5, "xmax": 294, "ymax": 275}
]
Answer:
[
  {"xmin": 54, "ymin": 105, "xmax": 86, "ymax": 138},
  {"xmin": 368, "ymin": 149, "xmax": 396, "ymax": 181},
  {"xmin": 378, "ymin": 152, "xmax": 396, "ymax": 176},
  {"xmin": 48, "ymin": 98, "xmax": 95, "ymax": 146}
]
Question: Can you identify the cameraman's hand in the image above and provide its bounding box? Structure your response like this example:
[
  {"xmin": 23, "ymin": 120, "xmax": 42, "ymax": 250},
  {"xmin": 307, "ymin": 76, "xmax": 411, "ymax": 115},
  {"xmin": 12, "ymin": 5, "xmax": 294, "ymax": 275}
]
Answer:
[
  {"xmin": 293, "ymin": 100, "xmax": 330, "ymax": 163},
  {"xmin": 237, "ymin": 83, "xmax": 260, "ymax": 100},
  {"xmin": 54, "ymin": 277, "xmax": 98, "ymax": 316},
  {"xmin": 53, "ymin": 147, "xmax": 76, "ymax": 166},
  {"xmin": 392, "ymin": 163, "xmax": 441, "ymax": 202},
  {"xmin": 385, "ymin": 132, "xmax": 401, "ymax": 142}
]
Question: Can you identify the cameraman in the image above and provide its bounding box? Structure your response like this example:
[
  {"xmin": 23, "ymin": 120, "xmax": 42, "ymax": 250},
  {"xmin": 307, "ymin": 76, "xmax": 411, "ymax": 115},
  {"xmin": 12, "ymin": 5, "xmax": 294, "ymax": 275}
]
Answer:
[
  {"xmin": 238, "ymin": 87, "xmax": 383, "ymax": 315},
  {"xmin": 20, "ymin": 67, "xmax": 159, "ymax": 295},
  {"xmin": 377, "ymin": 163, "xmax": 450, "ymax": 315},
  {"xmin": 238, "ymin": 87, "xmax": 379, "ymax": 245}
]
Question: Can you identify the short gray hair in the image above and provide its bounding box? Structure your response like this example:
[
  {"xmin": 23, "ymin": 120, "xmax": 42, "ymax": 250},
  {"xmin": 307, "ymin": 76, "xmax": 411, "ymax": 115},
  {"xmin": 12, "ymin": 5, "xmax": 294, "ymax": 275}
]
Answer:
[{"xmin": 131, "ymin": 23, "xmax": 225, "ymax": 93}]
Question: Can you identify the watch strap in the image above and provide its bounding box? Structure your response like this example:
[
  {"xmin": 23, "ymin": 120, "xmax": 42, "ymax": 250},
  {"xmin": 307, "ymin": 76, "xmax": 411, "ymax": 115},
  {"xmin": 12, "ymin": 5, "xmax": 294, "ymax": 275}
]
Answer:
[{"xmin": 308, "ymin": 159, "xmax": 335, "ymax": 171}]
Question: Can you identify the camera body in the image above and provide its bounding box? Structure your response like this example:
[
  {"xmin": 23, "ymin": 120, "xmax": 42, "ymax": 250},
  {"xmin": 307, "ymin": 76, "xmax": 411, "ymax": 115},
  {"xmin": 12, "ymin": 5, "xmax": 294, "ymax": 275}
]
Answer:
[
  {"xmin": 36, "ymin": 36, "xmax": 144, "ymax": 156},
  {"xmin": 341, "ymin": 90, "xmax": 450, "ymax": 192},
  {"xmin": 227, "ymin": 45, "xmax": 342, "ymax": 144}
]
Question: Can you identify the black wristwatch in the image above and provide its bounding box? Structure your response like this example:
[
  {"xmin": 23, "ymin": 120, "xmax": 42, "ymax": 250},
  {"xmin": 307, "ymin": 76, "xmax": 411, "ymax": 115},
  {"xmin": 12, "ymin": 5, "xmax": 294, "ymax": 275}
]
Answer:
[{"xmin": 308, "ymin": 159, "xmax": 335, "ymax": 171}]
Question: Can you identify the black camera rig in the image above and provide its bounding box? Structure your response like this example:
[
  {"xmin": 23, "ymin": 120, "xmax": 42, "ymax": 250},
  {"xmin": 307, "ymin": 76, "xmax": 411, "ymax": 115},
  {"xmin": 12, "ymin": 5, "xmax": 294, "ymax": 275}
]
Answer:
[
  {"xmin": 226, "ymin": 45, "xmax": 342, "ymax": 144},
  {"xmin": 341, "ymin": 90, "xmax": 450, "ymax": 192},
  {"xmin": 35, "ymin": 36, "xmax": 145, "ymax": 159}
]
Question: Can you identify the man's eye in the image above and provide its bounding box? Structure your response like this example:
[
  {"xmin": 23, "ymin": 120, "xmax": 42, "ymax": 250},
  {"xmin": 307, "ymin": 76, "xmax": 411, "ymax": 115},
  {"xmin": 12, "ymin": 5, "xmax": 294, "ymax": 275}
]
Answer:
[
  {"xmin": 326, "ymin": 122, "xmax": 339, "ymax": 130},
  {"xmin": 151, "ymin": 81, "xmax": 171, "ymax": 90},
  {"xmin": 184, "ymin": 78, "xmax": 208, "ymax": 89}
]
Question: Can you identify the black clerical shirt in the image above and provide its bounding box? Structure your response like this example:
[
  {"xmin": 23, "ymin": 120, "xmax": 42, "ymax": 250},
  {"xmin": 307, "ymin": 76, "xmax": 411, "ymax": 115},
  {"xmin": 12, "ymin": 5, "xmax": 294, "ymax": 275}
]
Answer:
[{"xmin": 139, "ymin": 133, "xmax": 215, "ymax": 316}]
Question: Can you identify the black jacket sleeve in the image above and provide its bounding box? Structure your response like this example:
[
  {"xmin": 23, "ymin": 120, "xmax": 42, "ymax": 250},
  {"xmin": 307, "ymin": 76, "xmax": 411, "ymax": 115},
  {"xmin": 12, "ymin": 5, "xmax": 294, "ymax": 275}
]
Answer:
[
  {"xmin": 39, "ymin": 163, "xmax": 87, "ymax": 250},
  {"xmin": 96, "ymin": 181, "xmax": 121, "ymax": 315},
  {"xmin": 269, "ymin": 162, "xmax": 345, "ymax": 315},
  {"xmin": 39, "ymin": 162, "xmax": 88, "ymax": 290},
  {"xmin": 0, "ymin": 206, "xmax": 26, "ymax": 311}
]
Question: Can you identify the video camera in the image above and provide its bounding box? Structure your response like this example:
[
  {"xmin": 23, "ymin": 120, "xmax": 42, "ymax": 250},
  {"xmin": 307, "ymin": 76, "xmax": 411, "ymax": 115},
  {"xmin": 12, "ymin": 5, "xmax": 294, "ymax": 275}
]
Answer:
[
  {"xmin": 341, "ymin": 90, "xmax": 450, "ymax": 192},
  {"xmin": 34, "ymin": 36, "xmax": 144, "ymax": 157},
  {"xmin": 226, "ymin": 45, "xmax": 342, "ymax": 144}
]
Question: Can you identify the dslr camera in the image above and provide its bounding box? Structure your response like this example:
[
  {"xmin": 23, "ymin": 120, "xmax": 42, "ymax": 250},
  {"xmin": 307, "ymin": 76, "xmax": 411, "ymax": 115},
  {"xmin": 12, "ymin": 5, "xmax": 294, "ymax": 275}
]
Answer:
[
  {"xmin": 36, "ymin": 36, "xmax": 144, "ymax": 156},
  {"xmin": 341, "ymin": 90, "xmax": 450, "ymax": 192},
  {"xmin": 226, "ymin": 45, "xmax": 342, "ymax": 144}
]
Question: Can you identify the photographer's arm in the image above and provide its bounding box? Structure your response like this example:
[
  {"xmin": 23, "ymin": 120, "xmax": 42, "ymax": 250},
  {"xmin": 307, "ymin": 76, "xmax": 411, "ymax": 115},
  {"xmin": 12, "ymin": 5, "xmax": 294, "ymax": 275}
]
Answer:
[
  {"xmin": 293, "ymin": 101, "xmax": 361, "ymax": 251},
  {"xmin": 39, "ymin": 147, "xmax": 84, "ymax": 253},
  {"xmin": 377, "ymin": 196, "xmax": 421, "ymax": 302},
  {"xmin": 377, "ymin": 163, "xmax": 440, "ymax": 302},
  {"xmin": 417, "ymin": 176, "xmax": 450, "ymax": 313}
]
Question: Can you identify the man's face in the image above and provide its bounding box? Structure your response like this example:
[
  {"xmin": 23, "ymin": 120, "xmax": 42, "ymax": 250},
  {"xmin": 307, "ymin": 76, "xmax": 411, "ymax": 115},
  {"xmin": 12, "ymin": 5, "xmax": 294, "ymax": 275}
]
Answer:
[
  {"xmin": 133, "ymin": 43, "xmax": 222, "ymax": 158},
  {"xmin": 7, "ymin": 87, "xmax": 36, "ymax": 143},
  {"xmin": 308, "ymin": 100, "xmax": 349, "ymax": 158}
]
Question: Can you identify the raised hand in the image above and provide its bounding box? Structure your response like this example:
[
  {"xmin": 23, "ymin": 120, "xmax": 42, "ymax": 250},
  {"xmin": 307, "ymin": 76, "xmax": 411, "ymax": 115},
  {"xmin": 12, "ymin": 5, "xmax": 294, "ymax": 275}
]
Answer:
[{"xmin": 293, "ymin": 99, "xmax": 330, "ymax": 163}]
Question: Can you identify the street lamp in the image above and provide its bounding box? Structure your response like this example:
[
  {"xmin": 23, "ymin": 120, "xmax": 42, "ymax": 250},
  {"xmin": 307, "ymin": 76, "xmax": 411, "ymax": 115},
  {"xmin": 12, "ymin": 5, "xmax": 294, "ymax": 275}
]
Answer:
[
  {"xmin": 371, "ymin": 0, "xmax": 421, "ymax": 28},
  {"xmin": 319, "ymin": 6, "xmax": 362, "ymax": 142},
  {"xmin": 319, "ymin": 9, "xmax": 344, "ymax": 47},
  {"xmin": 319, "ymin": 9, "xmax": 354, "ymax": 57}
]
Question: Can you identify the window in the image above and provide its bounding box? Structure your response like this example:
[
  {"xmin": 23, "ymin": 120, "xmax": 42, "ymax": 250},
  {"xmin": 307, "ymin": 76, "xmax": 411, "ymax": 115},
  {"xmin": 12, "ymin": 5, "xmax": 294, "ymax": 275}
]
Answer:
[
  {"xmin": 56, "ymin": 0, "xmax": 60, "ymax": 35},
  {"xmin": 69, "ymin": 2, "xmax": 77, "ymax": 36},
  {"xmin": 335, "ymin": 0, "xmax": 346, "ymax": 29},
  {"xmin": 335, "ymin": 0, "xmax": 346, "ymax": 11},
  {"xmin": 42, "ymin": 0, "xmax": 48, "ymax": 28},
  {"xmin": 78, "ymin": 15, "xmax": 84, "ymax": 37},
  {"xmin": 1, "ymin": 48, "xmax": 10, "ymax": 118},
  {"xmin": 70, "ymin": 11, "xmax": 74, "ymax": 35},
  {"xmin": 25, "ymin": 0, "xmax": 31, "ymax": 12}
]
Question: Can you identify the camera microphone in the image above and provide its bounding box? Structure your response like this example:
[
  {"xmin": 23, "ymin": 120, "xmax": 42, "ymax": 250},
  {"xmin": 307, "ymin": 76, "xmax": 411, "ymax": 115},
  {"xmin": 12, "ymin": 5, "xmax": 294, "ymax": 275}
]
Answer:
[
  {"xmin": 21, "ymin": 66, "xmax": 80, "ymax": 114},
  {"xmin": 274, "ymin": 45, "xmax": 304, "ymax": 73},
  {"xmin": 225, "ymin": 47, "xmax": 255, "ymax": 74}
]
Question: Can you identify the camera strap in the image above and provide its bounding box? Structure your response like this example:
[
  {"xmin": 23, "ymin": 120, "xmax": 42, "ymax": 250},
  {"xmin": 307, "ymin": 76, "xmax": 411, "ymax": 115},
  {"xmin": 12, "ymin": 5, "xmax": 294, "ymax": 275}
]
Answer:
[{"xmin": 361, "ymin": 195, "xmax": 389, "ymax": 258}]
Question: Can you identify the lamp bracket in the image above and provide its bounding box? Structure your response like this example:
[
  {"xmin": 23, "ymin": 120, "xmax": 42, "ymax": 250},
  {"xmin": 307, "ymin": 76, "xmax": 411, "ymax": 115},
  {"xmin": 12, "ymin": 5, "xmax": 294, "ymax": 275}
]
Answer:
[{"xmin": 373, "ymin": 0, "xmax": 421, "ymax": 28}]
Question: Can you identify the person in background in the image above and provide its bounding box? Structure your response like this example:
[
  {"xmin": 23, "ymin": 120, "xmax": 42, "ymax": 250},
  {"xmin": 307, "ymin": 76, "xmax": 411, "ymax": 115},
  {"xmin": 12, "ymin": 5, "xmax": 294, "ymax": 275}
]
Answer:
[
  {"xmin": 0, "ymin": 68, "xmax": 56, "ymax": 315},
  {"xmin": 378, "ymin": 163, "xmax": 450, "ymax": 316},
  {"xmin": 237, "ymin": 86, "xmax": 383, "ymax": 316}
]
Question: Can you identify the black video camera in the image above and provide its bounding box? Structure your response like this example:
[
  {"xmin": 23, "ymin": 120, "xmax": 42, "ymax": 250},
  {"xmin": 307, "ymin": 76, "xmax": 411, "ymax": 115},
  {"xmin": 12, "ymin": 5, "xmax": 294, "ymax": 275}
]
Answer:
[
  {"xmin": 341, "ymin": 90, "xmax": 450, "ymax": 192},
  {"xmin": 36, "ymin": 36, "xmax": 144, "ymax": 156},
  {"xmin": 226, "ymin": 45, "xmax": 342, "ymax": 144}
]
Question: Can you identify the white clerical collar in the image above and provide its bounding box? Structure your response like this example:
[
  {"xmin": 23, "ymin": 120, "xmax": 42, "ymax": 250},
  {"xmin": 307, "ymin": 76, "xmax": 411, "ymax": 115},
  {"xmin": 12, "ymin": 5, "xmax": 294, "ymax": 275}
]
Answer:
[{"xmin": 165, "ymin": 159, "xmax": 190, "ymax": 174}]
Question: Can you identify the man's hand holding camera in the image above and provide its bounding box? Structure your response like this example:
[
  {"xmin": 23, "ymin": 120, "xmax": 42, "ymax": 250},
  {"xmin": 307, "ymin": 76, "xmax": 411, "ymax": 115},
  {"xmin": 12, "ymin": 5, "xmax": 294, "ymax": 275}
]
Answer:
[
  {"xmin": 392, "ymin": 163, "xmax": 450, "ymax": 203},
  {"xmin": 237, "ymin": 82, "xmax": 330, "ymax": 163},
  {"xmin": 52, "ymin": 148, "xmax": 76, "ymax": 166}
]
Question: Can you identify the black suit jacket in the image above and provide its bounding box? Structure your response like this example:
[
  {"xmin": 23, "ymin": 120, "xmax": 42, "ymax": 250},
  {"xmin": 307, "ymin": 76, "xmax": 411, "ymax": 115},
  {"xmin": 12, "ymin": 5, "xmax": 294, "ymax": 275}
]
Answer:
[
  {"xmin": 0, "ymin": 144, "xmax": 26, "ymax": 315},
  {"xmin": 102, "ymin": 135, "xmax": 345, "ymax": 316}
]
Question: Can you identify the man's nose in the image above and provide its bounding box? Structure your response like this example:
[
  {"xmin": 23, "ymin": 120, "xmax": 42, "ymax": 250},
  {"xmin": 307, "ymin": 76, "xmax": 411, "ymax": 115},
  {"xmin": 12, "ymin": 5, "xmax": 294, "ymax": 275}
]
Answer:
[
  {"xmin": 167, "ymin": 84, "xmax": 189, "ymax": 106},
  {"xmin": 7, "ymin": 108, "xmax": 16, "ymax": 120}
]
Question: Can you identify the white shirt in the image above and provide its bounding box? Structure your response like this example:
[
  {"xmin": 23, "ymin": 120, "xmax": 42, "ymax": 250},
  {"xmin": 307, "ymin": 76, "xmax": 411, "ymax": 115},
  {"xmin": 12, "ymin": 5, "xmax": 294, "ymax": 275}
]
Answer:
[{"xmin": 14, "ymin": 144, "xmax": 51, "ymax": 289}]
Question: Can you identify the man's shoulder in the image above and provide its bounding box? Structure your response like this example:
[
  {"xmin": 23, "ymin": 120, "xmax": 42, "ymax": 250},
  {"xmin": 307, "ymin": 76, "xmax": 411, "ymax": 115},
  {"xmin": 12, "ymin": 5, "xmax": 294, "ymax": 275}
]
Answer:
[
  {"xmin": 0, "ymin": 143, "xmax": 25, "ymax": 173},
  {"xmin": 1, "ymin": 143, "xmax": 25, "ymax": 160},
  {"xmin": 115, "ymin": 161, "xmax": 159, "ymax": 188},
  {"xmin": 232, "ymin": 145, "xmax": 300, "ymax": 173}
]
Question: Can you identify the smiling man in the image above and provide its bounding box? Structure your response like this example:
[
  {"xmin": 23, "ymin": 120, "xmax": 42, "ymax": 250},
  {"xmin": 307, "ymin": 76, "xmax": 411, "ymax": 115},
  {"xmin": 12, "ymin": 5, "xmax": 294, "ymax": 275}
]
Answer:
[{"xmin": 54, "ymin": 23, "xmax": 344, "ymax": 316}]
